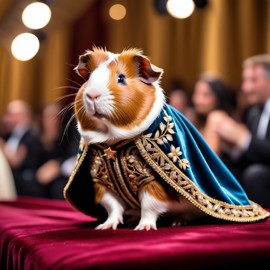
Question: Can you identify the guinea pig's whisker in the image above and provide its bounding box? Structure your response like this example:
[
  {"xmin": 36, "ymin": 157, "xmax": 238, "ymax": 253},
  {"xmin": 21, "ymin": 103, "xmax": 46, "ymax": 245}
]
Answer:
[
  {"xmin": 66, "ymin": 78, "xmax": 84, "ymax": 87},
  {"xmin": 71, "ymin": 100, "xmax": 85, "ymax": 113},
  {"xmin": 68, "ymin": 97, "xmax": 81, "ymax": 107},
  {"xmin": 75, "ymin": 105, "xmax": 87, "ymax": 119},
  {"xmin": 55, "ymin": 93, "xmax": 77, "ymax": 104},
  {"xmin": 63, "ymin": 114, "xmax": 77, "ymax": 137},
  {"xmin": 54, "ymin": 85, "xmax": 80, "ymax": 91},
  {"xmin": 59, "ymin": 104, "xmax": 74, "ymax": 118},
  {"xmin": 48, "ymin": 86, "xmax": 79, "ymax": 97}
]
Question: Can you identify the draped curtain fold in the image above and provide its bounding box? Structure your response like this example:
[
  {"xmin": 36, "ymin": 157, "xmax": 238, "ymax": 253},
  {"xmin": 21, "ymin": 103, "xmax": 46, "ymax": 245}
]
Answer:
[{"xmin": 0, "ymin": 0, "xmax": 270, "ymax": 115}]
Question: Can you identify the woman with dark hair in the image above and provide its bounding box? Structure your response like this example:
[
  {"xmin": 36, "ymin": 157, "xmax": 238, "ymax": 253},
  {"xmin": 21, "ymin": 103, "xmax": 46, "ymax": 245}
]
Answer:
[{"xmin": 191, "ymin": 73, "xmax": 234, "ymax": 156}]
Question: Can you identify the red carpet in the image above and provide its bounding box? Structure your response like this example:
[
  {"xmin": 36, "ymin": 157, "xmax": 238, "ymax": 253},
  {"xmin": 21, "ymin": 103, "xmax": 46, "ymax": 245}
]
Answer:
[{"xmin": 0, "ymin": 197, "xmax": 269, "ymax": 269}]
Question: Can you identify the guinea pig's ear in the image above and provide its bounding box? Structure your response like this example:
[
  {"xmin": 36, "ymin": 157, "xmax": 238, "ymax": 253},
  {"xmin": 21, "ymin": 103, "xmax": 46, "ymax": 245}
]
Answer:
[
  {"xmin": 134, "ymin": 55, "xmax": 163, "ymax": 84},
  {"xmin": 74, "ymin": 52, "xmax": 91, "ymax": 79}
]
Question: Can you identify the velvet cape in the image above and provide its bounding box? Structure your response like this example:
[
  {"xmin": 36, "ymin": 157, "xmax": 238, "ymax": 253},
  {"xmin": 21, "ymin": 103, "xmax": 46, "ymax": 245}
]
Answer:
[{"xmin": 64, "ymin": 104, "xmax": 269, "ymax": 223}]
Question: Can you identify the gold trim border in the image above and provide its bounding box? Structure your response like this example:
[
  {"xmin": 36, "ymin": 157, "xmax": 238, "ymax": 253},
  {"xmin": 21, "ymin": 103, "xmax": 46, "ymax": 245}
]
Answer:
[{"xmin": 135, "ymin": 137, "xmax": 270, "ymax": 222}]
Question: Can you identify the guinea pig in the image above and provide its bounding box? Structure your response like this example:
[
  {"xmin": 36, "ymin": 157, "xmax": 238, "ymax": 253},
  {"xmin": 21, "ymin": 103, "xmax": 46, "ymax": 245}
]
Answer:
[
  {"xmin": 64, "ymin": 47, "xmax": 269, "ymax": 230},
  {"xmin": 74, "ymin": 47, "xmax": 165, "ymax": 145},
  {"xmin": 72, "ymin": 47, "xmax": 205, "ymax": 230}
]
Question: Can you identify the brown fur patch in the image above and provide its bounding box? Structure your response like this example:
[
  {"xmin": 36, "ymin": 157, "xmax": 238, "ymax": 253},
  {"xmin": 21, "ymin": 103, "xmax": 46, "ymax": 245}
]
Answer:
[
  {"xmin": 94, "ymin": 182, "xmax": 106, "ymax": 204},
  {"xmin": 141, "ymin": 181, "xmax": 173, "ymax": 202},
  {"xmin": 105, "ymin": 52, "xmax": 156, "ymax": 129},
  {"xmin": 87, "ymin": 47, "xmax": 109, "ymax": 71}
]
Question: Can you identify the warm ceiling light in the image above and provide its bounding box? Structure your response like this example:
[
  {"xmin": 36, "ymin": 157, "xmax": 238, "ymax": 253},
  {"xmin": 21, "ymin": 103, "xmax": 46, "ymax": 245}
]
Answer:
[
  {"xmin": 166, "ymin": 0, "xmax": 195, "ymax": 19},
  {"xmin": 11, "ymin": 33, "xmax": 40, "ymax": 61},
  {"xmin": 109, "ymin": 4, "xmax": 126, "ymax": 20},
  {"xmin": 22, "ymin": 2, "xmax": 51, "ymax": 29}
]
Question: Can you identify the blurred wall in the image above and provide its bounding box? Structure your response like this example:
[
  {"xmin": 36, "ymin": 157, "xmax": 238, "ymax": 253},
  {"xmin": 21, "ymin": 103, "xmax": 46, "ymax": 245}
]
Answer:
[
  {"xmin": 103, "ymin": 0, "xmax": 270, "ymax": 91},
  {"xmin": 1, "ymin": 0, "xmax": 270, "ymax": 116}
]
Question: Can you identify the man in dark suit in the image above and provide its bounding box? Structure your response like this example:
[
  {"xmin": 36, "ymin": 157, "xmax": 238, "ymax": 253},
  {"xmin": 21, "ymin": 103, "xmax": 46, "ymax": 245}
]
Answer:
[
  {"xmin": 0, "ymin": 100, "xmax": 46, "ymax": 197},
  {"xmin": 213, "ymin": 54, "xmax": 270, "ymax": 208}
]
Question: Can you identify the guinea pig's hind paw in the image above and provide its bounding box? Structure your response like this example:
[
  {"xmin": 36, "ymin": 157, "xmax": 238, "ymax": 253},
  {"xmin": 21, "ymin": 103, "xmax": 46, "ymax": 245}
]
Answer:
[
  {"xmin": 95, "ymin": 216, "xmax": 124, "ymax": 230},
  {"xmin": 172, "ymin": 218, "xmax": 188, "ymax": 226},
  {"xmin": 134, "ymin": 221, "xmax": 157, "ymax": 231}
]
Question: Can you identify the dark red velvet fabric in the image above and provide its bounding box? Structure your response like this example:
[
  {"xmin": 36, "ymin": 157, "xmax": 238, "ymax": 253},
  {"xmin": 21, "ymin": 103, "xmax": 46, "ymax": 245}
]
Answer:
[{"xmin": 0, "ymin": 197, "xmax": 270, "ymax": 270}]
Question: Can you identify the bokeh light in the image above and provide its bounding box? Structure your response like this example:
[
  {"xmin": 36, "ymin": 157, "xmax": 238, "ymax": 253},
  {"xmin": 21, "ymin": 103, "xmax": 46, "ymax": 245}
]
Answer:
[
  {"xmin": 109, "ymin": 4, "xmax": 126, "ymax": 20},
  {"xmin": 22, "ymin": 2, "xmax": 51, "ymax": 29},
  {"xmin": 166, "ymin": 0, "xmax": 195, "ymax": 19},
  {"xmin": 11, "ymin": 33, "xmax": 40, "ymax": 61}
]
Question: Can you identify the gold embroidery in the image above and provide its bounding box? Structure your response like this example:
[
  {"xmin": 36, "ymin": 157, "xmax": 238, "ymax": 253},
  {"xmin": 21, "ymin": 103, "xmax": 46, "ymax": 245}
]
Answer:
[
  {"xmin": 134, "ymin": 109, "xmax": 270, "ymax": 222},
  {"xmin": 144, "ymin": 110, "xmax": 175, "ymax": 145},
  {"xmin": 90, "ymin": 148, "xmax": 116, "ymax": 193},
  {"xmin": 88, "ymin": 143, "xmax": 157, "ymax": 209},
  {"xmin": 145, "ymin": 109, "xmax": 190, "ymax": 170},
  {"xmin": 104, "ymin": 147, "xmax": 117, "ymax": 160},
  {"xmin": 120, "ymin": 145, "xmax": 155, "ymax": 194},
  {"xmin": 112, "ymin": 159, "xmax": 140, "ymax": 208}
]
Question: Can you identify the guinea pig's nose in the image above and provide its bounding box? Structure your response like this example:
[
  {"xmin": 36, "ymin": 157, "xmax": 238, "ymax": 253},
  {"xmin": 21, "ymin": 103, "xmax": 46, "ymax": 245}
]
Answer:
[{"xmin": 86, "ymin": 90, "xmax": 100, "ymax": 100}]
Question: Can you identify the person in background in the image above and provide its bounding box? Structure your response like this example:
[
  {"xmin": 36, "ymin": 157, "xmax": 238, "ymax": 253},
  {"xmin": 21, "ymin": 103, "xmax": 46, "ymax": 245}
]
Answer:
[
  {"xmin": 209, "ymin": 54, "xmax": 270, "ymax": 208},
  {"xmin": 190, "ymin": 73, "xmax": 234, "ymax": 155},
  {"xmin": 168, "ymin": 88, "xmax": 190, "ymax": 113},
  {"xmin": 36, "ymin": 102, "xmax": 78, "ymax": 200},
  {"xmin": 167, "ymin": 88, "xmax": 196, "ymax": 123},
  {"xmin": 0, "ymin": 100, "xmax": 46, "ymax": 197}
]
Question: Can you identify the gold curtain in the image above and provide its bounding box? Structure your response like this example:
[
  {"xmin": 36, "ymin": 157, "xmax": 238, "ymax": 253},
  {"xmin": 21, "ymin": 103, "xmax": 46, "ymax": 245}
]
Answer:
[
  {"xmin": 106, "ymin": 0, "xmax": 270, "ymax": 91},
  {"xmin": 41, "ymin": 28, "xmax": 72, "ymax": 107},
  {"xmin": 0, "ymin": 27, "xmax": 72, "ymax": 115},
  {"xmin": 1, "ymin": 0, "xmax": 270, "ymax": 115}
]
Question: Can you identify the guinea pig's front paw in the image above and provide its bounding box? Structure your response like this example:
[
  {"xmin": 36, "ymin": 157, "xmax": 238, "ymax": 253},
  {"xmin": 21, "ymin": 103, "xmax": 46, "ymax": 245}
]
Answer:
[
  {"xmin": 134, "ymin": 218, "xmax": 157, "ymax": 231},
  {"xmin": 95, "ymin": 214, "xmax": 124, "ymax": 230}
]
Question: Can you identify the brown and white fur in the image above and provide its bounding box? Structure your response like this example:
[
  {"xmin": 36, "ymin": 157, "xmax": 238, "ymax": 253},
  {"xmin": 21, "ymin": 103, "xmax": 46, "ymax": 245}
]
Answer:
[{"xmin": 74, "ymin": 47, "xmax": 205, "ymax": 230}]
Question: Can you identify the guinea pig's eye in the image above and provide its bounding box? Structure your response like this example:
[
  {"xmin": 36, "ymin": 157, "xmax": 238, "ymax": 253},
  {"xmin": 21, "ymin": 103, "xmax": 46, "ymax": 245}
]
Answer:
[{"xmin": 117, "ymin": 74, "xmax": 126, "ymax": 85}]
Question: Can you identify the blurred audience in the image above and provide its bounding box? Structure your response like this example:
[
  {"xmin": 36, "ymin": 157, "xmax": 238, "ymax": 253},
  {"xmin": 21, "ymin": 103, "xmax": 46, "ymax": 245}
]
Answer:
[
  {"xmin": 0, "ymin": 100, "xmax": 79, "ymax": 200},
  {"xmin": 0, "ymin": 100, "xmax": 46, "ymax": 197},
  {"xmin": 190, "ymin": 73, "xmax": 234, "ymax": 155},
  {"xmin": 36, "ymin": 102, "xmax": 78, "ymax": 200},
  {"xmin": 210, "ymin": 54, "xmax": 270, "ymax": 208}
]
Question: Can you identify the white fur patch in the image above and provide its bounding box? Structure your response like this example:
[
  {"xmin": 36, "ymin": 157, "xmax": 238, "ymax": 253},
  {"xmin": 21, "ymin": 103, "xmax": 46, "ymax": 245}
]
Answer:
[
  {"xmin": 135, "ymin": 190, "xmax": 169, "ymax": 230},
  {"xmin": 84, "ymin": 64, "xmax": 110, "ymax": 97},
  {"xmin": 95, "ymin": 190, "xmax": 127, "ymax": 230}
]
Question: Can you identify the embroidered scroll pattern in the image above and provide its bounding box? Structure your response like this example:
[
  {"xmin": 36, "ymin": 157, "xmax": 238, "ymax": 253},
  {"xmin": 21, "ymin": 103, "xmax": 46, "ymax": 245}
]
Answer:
[
  {"xmin": 89, "ymin": 149, "xmax": 117, "ymax": 193},
  {"xmin": 121, "ymin": 145, "xmax": 155, "ymax": 195},
  {"xmin": 140, "ymin": 109, "xmax": 266, "ymax": 221},
  {"xmin": 89, "ymin": 144, "xmax": 156, "ymax": 208},
  {"xmin": 144, "ymin": 110, "xmax": 189, "ymax": 170}
]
